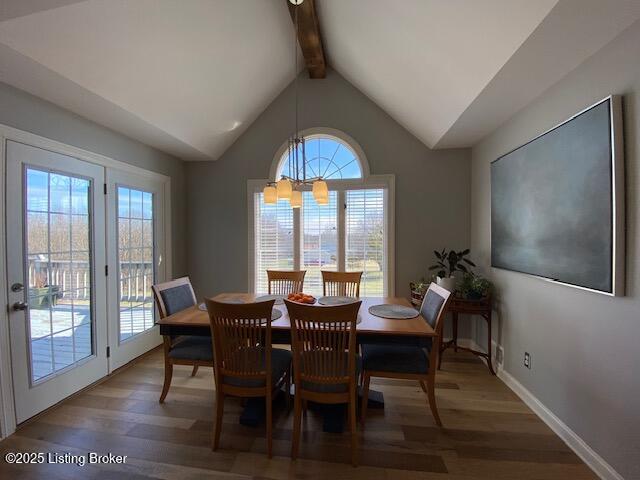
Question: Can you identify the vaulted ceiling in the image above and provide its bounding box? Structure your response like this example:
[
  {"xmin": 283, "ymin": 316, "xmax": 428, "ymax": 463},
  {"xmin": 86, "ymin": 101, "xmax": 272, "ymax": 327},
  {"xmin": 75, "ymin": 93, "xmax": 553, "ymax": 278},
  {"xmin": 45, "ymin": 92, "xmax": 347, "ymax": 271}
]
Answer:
[{"xmin": 1, "ymin": 0, "xmax": 639, "ymax": 161}]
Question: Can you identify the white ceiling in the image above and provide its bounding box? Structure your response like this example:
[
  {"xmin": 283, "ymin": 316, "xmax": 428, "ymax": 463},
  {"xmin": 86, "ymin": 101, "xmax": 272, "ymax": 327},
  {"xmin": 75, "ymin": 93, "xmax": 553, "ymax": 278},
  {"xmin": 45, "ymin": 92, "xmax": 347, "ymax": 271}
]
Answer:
[
  {"xmin": 0, "ymin": 0, "xmax": 639, "ymax": 160},
  {"xmin": 318, "ymin": 0, "xmax": 558, "ymax": 148},
  {"xmin": 0, "ymin": 0, "xmax": 302, "ymax": 161}
]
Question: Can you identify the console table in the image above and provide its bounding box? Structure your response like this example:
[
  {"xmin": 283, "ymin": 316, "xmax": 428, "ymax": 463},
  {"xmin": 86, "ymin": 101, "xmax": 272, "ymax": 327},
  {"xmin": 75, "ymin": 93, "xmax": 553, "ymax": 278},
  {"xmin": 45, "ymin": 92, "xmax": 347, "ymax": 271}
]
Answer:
[{"xmin": 439, "ymin": 295, "xmax": 495, "ymax": 375}]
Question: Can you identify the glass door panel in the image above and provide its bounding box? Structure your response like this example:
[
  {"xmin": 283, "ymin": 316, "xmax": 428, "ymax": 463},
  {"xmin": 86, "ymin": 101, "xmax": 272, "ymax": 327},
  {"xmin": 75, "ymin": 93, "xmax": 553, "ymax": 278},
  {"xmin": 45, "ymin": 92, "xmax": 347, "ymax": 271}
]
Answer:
[
  {"xmin": 25, "ymin": 168, "xmax": 93, "ymax": 382},
  {"xmin": 117, "ymin": 186, "xmax": 155, "ymax": 341},
  {"xmin": 106, "ymin": 170, "xmax": 165, "ymax": 370}
]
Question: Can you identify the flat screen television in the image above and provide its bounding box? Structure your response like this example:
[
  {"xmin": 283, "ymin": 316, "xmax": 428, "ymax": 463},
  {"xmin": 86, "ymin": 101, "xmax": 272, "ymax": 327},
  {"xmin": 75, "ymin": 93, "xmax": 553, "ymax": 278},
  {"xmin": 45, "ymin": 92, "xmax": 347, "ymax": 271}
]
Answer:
[{"xmin": 491, "ymin": 96, "xmax": 624, "ymax": 296}]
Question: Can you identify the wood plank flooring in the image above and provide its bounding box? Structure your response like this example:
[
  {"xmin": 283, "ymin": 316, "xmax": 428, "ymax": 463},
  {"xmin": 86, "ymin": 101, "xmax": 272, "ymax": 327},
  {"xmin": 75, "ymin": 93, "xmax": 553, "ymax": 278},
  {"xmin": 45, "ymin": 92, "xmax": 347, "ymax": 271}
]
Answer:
[{"xmin": 0, "ymin": 348, "xmax": 597, "ymax": 480}]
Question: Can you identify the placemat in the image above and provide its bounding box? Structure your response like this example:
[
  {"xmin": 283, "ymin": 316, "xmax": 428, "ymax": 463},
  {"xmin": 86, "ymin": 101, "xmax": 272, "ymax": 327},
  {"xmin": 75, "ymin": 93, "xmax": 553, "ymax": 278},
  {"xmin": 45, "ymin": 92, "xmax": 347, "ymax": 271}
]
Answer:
[
  {"xmin": 254, "ymin": 294, "xmax": 284, "ymax": 305},
  {"xmin": 368, "ymin": 304, "xmax": 418, "ymax": 319},
  {"xmin": 318, "ymin": 296, "xmax": 358, "ymax": 305}
]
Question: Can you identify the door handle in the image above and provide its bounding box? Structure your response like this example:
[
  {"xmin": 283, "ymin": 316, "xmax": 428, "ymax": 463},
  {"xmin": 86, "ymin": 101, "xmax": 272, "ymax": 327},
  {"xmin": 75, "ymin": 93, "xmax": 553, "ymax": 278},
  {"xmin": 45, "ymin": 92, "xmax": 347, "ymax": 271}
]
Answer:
[{"xmin": 12, "ymin": 301, "xmax": 28, "ymax": 311}]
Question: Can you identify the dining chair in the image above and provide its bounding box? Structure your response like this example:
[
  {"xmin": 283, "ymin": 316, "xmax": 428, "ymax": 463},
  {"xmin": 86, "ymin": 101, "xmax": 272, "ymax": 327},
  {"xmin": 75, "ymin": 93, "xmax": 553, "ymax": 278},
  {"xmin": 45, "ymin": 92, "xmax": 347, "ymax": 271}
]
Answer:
[
  {"xmin": 360, "ymin": 282, "xmax": 452, "ymax": 427},
  {"xmin": 267, "ymin": 270, "xmax": 306, "ymax": 295},
  {"xmin": 205, "ymin": 299, "xmax": 292, "ymax": 458},
  {"xmin": 322, "ymin": 271, "xmax": 363, "ymax": 297},
  {"xmin": 285, "ymin": 299, "xmax": 362, "ymax": 466},
  {"xmin": 152, "ymin": 277, "xmax": 213, "ymax": 403}
]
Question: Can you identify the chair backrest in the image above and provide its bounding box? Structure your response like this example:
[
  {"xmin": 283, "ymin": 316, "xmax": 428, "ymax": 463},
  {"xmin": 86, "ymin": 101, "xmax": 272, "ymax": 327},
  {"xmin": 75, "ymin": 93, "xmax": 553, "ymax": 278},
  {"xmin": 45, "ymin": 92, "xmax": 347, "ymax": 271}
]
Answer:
[
  {"xmin": 205, "ymin": 299, "xmax": 276, "ymax": 390},
  {"xmin": 267, "ymin": 270, "xmax": 306, "ymax": 295},
  {"xmin": 152, "ymin": 277, "xmax": 197, "ymax": 319},
  {"xmin": 321, "ymin": 271, "xmax": 363, "ymax": 297},
  {"xmin": 285, "ymin": 299, "xmax": 361, "ymax": 392},
  {"xmin": 419, "ymin": 283, "xmax": 452, "ymax": 362}
]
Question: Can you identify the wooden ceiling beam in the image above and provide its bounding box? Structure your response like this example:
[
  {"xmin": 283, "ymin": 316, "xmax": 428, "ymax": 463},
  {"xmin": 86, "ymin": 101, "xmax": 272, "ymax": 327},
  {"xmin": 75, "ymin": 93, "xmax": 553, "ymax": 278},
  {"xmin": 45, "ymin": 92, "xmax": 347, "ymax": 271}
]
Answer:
[{"xmin": 287, "ymin": 0, "xmax": 326, "ymax": 79}]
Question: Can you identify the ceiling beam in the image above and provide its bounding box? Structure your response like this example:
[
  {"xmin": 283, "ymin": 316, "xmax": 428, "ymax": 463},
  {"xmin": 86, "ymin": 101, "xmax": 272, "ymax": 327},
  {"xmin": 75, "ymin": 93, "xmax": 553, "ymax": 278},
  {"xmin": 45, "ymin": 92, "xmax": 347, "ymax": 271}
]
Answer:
[{"xmin": 287, "ymin": 0, "xmax": 326, "ymax": 79}]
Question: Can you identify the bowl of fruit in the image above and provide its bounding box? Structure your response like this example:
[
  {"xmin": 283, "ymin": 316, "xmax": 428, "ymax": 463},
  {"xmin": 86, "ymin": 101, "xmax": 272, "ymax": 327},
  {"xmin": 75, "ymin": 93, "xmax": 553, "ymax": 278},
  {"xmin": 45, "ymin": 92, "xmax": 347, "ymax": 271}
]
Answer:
[{"xmin": 287, "ymin": 293, "xmax": 317, "ymax": 304}]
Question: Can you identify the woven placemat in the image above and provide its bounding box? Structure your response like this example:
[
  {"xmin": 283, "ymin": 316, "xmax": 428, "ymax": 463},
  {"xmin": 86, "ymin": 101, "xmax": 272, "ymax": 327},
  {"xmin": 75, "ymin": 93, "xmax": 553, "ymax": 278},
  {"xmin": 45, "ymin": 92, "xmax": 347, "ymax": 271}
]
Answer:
[
  {"xmin": 368, "ymin": 304, "xmax": 418, "ymax": 319},
  {"xmin": 318, "ymin": 296, "xmax": 358, "ymax": 305},
  {"xmin": 254, "ymin": 294, "xmax": 285, "ymax": 305},
  {"xmin": 271, "ymin": 308, "xmax": 283, "ymax": 320}
]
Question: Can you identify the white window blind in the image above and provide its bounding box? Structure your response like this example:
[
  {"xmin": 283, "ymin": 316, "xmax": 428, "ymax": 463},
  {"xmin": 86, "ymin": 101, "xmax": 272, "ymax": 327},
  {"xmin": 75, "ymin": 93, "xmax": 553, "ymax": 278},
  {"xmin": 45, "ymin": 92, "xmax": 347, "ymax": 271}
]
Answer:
[
  {"xmin": 254, "ymin": 193, "xmax": 294, "ymax": 294},
  {"xmin": 345, "ymin": 189, "xmax": 386, "ymax": 296},
  {"xmin": 301, "ymin": 191, "xmax": 338, "ymax": 296}
]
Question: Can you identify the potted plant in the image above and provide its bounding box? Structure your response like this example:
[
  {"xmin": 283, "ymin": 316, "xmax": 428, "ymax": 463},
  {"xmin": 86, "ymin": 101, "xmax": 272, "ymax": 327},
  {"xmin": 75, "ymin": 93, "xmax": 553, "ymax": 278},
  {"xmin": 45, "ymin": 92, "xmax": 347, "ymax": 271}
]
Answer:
[
  {"xmin": 409, "ymin": 279, "xmax": 429, "ymax": 308},
  {"xmin": 29, "ymin": 272, "xmax": 50, "ymax": 309},
  {"xmin": 429, "ymin": 248, "xmax": 476, "ymax": 292},
  {"xmin": 459, "ymin": 272, "xmax": 492, "ymax": 300}
]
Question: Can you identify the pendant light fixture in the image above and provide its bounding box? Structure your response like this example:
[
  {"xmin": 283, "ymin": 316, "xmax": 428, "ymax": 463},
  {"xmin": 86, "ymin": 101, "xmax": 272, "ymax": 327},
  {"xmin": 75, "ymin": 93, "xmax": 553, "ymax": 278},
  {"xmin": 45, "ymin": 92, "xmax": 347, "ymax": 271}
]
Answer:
[{"xmin": 263, "ymin": 0, "xmax": 328, "ymax": 206}]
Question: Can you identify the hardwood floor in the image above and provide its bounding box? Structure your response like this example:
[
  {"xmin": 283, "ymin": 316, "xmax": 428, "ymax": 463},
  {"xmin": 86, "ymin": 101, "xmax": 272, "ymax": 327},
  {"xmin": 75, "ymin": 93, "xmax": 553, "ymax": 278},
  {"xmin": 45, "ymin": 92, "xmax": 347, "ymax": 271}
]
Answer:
[{"xmin": 0, "ymin": 348, "xmax": 597, "ymax": 480}]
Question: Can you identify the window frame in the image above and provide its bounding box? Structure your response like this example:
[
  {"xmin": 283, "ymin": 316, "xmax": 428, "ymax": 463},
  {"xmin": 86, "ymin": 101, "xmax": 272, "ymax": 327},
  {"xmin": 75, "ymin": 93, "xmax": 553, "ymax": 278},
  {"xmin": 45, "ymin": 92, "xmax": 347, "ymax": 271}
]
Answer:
[{"xmin": 249, "ymin": 129, "xmax": 394, "ymax": 296}]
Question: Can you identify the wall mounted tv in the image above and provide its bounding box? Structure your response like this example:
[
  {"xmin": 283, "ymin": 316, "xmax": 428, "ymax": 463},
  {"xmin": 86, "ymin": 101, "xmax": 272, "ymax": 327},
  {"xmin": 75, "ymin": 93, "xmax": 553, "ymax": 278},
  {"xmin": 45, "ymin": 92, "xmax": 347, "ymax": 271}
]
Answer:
[{"xmin": 491, "ymin": 96, "xmax": 624, "ymax": 296}]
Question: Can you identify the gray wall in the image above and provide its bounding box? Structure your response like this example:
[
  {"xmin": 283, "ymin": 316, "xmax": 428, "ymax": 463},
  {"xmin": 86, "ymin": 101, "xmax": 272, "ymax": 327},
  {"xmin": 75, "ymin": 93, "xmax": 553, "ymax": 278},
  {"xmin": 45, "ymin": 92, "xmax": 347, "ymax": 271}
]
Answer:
[
  {"xmin": 0, "ymin": 82, "xmax": 187, "ymax": 276},
  {"xmin": 470, "ymin": 21, "xmax": 640, "ymax": 479},
  {"xmin": 186, "ymin": 68, "xmax": 470, "ymax": 299}
]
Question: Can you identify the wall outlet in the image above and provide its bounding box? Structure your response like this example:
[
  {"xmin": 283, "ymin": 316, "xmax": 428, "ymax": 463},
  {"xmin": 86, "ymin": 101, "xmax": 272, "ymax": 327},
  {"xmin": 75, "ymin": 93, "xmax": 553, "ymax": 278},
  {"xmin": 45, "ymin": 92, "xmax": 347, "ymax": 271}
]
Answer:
[
  {"xmin": 524, "ymin": 352, "xmax": 531, "ymax": 369},
  {"xmin": 496, "ymin": 345, "xmax": 504, "ymax": 365}
]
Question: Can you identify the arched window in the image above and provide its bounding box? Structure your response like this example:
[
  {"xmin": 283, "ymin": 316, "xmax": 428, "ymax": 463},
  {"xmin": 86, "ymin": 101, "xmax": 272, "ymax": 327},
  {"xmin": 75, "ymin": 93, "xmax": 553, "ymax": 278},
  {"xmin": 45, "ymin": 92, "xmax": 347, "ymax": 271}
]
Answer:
[
  {"xmin": 252, "ymin": 128, "xmax": 392, "ymax": 297},
  {"xmin": 272, "ymin": 129, "xmax": 368, "ymax": 182}
]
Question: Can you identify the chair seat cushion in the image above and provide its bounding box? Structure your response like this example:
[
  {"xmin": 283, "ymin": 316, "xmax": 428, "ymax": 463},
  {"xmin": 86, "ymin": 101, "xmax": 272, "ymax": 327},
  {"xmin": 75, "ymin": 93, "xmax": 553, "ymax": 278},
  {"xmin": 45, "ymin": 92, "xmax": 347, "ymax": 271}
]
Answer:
[
  {"xmin": 223, "ymin": 348, "xmax": 292, "ymax": 388},
  {"xmin": 169, "ymin": 336, "xmax": 213, "ymax": 361},
  {"xmin": 300, "ymin": 353, "xmax": 362, "ymax": 394},
  {"xmin": 362, "ymin": 343, "xmax": 429, "ymax": 374}
]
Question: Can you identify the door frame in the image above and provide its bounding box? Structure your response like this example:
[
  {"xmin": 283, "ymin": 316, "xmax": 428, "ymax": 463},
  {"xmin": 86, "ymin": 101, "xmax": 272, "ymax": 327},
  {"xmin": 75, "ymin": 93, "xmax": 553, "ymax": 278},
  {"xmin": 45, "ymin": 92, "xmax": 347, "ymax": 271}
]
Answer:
[{"xmin": 0, "ymin": 124, "xmax": 172, "ymax": 438}]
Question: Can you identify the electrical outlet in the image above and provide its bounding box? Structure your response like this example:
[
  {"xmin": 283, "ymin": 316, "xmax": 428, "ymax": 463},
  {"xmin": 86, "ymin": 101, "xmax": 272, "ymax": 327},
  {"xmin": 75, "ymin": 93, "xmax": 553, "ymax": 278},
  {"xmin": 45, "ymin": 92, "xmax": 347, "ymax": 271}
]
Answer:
[
  {"xmin": 524, "ymin": 352, "xmax": 531, "ymax": 369},
  {"xmin": 496, "ymin": 346, "xmax": 504, "ymax": 365}
]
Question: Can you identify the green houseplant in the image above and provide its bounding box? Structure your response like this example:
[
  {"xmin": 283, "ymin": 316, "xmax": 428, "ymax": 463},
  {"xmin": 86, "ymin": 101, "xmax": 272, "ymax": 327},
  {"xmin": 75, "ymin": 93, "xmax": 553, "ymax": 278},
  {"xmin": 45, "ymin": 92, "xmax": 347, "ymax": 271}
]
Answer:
[
  {"xmin": 459, "ymin": 272, "xmax": 492, "ymax": 300},
  {"xmin": 429, "ymin": 249, "xmax": 476, "ymax": 292}
]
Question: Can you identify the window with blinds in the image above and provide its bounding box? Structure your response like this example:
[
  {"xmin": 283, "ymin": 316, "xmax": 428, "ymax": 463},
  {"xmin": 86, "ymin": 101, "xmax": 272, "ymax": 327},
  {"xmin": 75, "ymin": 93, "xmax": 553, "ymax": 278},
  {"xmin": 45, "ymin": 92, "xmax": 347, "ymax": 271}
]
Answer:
[
  {"xmin": 253, "ymin": 187, "xmax": 388, "ymax": 296},
  {"xmin": 254, "ymin": 193, "xmax": 294, "ymax": 294},
  {"xmin": 345, "ymin": 189, "xmax": 385, "ymax": 296},
  {"xmin": 301, "ymin": 191, "xmax": 338, "ymax": 296}
]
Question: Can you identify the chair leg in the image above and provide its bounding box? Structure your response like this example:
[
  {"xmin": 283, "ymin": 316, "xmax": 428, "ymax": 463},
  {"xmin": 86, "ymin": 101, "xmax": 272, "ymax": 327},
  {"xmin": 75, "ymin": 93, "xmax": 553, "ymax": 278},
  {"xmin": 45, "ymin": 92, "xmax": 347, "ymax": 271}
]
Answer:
[
  {"xmin": 349, "ymin": 388, "xmax": 359, "ymax": 467},
  {"xmin": 191, "ymin": 365, "xmax": 199, "ymax": 377},
  {"xmin": 420, "ymin": 380, "xmax": 427, "ymax": 393},
  {"xmin": 426, "ymin": 378, "xmax": 443, "ymax": 427},
  {"xmin": 213, "ymin": 391, "xmax": 225, "ymax": 451},
  {"xmin": 284, "ymin": 368, "xmax": 292, "ymax": 410},
  {"xmin": 266, "ymin": 392, "xmax": 273, "ymax": 458},
  {"xmin": 360, "ymin": 374, "xmax": 370, "ymax": 426},
  {"xmin": 291, "ymin": 392, "xmax": 303, "ymax": 460},
  {"xmin": 159, "ymin": 360, "xmax": 173, "ymax": 403}
]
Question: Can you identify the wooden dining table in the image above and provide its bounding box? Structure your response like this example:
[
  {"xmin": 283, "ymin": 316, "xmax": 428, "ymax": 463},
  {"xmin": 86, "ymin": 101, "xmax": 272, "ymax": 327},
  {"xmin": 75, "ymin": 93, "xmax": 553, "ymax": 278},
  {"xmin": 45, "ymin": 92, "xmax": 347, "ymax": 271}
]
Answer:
[
  {"xmin": 157, "ymin": 294, "xmax": 435, "ymax": 432},
  {"xmin": 158, "ymin": 293, "xmax": 435, "ymax": 340}
]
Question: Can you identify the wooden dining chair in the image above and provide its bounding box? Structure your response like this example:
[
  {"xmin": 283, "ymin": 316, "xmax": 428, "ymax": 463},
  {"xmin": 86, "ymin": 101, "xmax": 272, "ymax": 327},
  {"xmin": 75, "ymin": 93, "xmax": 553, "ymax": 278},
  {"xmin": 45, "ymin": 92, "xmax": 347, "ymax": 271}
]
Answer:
[
  {"xmin": 152, "ymin": 277, "xmax": 213, "ymax": 403},
  {"xmin": 285, "ymin": 299, "xmax": 362, "ymax": 466},
  {"xmin": 322, "ymin": 271, "xmax": 363, "ymax": 297},
  {"xmin": 267, "ymin": 270, "xmax": 306, "ymax": 295},
  {"xmin": 360, "ymin": 283, "xmax": 452, "ymax": 427},
  {"xmin": 205, "ymin": 299, "xmax": 292, "ymax": 458}
]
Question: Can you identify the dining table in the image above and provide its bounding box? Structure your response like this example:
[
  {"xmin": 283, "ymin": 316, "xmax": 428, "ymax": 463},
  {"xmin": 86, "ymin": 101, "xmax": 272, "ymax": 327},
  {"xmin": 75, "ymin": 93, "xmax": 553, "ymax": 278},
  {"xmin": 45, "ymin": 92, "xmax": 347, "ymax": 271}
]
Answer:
[{"xmin": 157, "ymin": 294, "xmax": 436, "ymax": 432}]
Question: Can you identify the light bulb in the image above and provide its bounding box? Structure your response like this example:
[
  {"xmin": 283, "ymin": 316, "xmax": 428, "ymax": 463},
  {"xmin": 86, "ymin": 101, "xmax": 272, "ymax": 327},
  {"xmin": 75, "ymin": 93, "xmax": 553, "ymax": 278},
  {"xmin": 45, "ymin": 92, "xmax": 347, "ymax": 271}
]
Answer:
[
  {"xmin": 290, "ymin": 190, "xmax": 302, "ymax": 208},
  {"xmin": 276, "ymin": 178, "xmax": 292, "ymax": 200},
  {"xmin": 263, "ymin": 185, "xmax": 277, "ymax": 204}
]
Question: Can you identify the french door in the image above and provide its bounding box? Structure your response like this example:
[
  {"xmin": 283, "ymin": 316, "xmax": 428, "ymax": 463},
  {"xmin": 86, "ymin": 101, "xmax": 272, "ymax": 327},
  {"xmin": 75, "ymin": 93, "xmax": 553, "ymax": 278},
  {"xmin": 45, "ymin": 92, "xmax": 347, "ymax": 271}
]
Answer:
[
  {"xmin": 5, "ymin": 140, "xmax": 167, "ymax": 423},
  {"xmin": 106, "ymin": 171, "xmax": 165, "ymax": 370},
  {"xmin": 6, "ymin": 141, "xmax": 108, "ymax": 423}
]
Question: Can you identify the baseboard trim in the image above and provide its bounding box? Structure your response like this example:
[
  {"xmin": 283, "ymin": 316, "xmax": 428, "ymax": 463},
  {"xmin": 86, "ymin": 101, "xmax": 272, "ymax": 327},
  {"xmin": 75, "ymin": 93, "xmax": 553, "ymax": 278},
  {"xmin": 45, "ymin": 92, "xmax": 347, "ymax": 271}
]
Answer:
[
  {"xmin": 444, "ymin": 336, "xmax": 622, "ymax": 479},
  {"xmin": 497, "ymin": 368, "xmax": 624, "ymax": 480}
]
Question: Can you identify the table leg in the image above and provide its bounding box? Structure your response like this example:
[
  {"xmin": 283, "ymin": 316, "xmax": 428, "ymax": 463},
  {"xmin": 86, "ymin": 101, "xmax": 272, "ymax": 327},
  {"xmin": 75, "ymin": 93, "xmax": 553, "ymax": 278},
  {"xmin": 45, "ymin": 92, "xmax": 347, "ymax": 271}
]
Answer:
[
  {"xmin": 485, "ymin": 312, "xmax": 496, "ymax": 375},
  {"xmin": 452, "ymin": 312, "xmax": 459, "ymax": 353}
]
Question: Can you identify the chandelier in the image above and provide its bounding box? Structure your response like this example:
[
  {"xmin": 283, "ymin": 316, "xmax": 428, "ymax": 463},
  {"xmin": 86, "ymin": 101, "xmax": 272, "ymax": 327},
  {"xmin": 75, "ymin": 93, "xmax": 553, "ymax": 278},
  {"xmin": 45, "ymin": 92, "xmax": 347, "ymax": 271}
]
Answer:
[{"xmin": 263, "ymin": 0, "xmax": 328, "ymax": 207}]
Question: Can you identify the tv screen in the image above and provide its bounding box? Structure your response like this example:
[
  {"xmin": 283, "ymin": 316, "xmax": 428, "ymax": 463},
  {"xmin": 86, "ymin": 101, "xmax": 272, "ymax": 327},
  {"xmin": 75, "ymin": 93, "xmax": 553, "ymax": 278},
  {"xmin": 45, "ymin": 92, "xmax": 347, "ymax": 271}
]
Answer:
[{"xmin": 491, "ymin": 96, "xmax": 624, "ymax": 295}]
